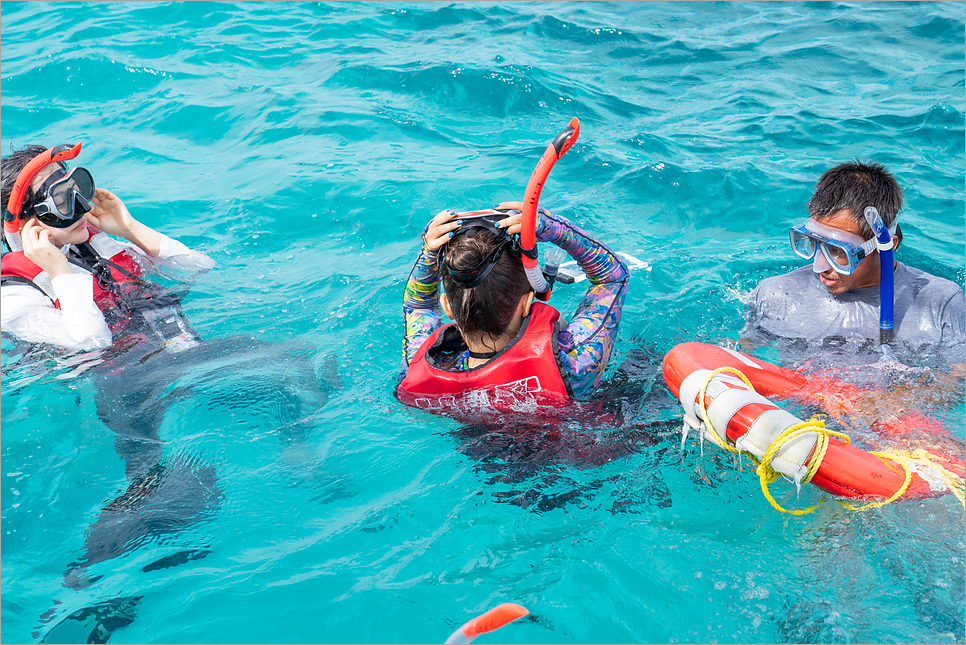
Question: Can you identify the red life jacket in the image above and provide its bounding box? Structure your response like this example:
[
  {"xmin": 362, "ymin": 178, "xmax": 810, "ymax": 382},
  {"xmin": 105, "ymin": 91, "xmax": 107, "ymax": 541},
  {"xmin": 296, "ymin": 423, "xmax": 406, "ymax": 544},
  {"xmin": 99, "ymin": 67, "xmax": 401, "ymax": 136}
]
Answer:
[
  {"xmin": 0, "ymin": 224, "xmax": 142, "ymax": 312},
  {"xmin": 396, "ymin": 302, "xmax": 573, "ymax": 419}
]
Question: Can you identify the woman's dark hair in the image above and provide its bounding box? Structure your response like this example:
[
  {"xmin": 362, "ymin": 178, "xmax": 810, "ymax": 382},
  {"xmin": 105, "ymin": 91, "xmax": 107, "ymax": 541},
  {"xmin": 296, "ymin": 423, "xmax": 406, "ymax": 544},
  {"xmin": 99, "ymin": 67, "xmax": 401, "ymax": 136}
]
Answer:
[
  {"xmin": 806, "ymin": 160, "xmax": 904, "ymax": 245},
  {"xmin": 441, "ymin": 228, "xmax": 532, "ymax": 344},
  {"xmin": 1, "ymin": 144, "xmax": 65, "ymax": 214}
]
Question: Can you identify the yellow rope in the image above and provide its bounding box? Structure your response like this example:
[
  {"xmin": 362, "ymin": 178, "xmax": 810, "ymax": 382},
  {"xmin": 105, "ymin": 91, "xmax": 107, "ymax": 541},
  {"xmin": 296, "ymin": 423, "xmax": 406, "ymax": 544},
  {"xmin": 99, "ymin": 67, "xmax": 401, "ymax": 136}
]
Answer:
[
  {"xmin": 696, "ymin": 367, "xmax": 755, "ymax": 454},
  {"xmin": 839, "ymin": 448, "xmax": 966, "ymax": 511},
  {"xmin": 690, "ymin": 367, "xmax": 965, "ymax": 514},
  {"xmin": 755, "ymin": 418, "xmax": 852, "ymax": 515},
  {"xmin": 913, "ymin": 450, "xmax": 966, "ymax": 507}
]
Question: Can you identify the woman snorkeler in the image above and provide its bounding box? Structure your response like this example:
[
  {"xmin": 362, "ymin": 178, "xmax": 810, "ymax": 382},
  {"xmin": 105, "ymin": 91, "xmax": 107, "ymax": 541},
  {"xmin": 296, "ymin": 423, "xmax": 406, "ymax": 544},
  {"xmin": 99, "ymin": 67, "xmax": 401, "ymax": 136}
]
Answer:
[{"xmin": 2, "ymin": 142, "xmax": 333, "ymax": 642}]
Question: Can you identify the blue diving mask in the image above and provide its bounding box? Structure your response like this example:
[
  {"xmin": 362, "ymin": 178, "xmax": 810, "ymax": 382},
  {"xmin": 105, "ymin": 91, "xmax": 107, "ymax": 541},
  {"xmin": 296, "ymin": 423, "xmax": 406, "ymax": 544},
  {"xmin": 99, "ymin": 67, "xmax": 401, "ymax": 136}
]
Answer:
[{"xmin": 789, "ymin": 218, "xmax": 896, "ymax": 276}]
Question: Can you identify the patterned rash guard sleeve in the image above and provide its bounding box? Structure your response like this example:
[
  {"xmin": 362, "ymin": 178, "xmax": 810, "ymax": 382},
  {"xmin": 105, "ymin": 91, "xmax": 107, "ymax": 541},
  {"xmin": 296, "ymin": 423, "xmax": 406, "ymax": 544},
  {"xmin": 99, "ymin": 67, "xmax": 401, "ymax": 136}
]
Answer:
[
  {"xmin": 536, "ymin": 208, "xmax": 629, "ymax": 399},
  {"xmin": 401, "ymin": 244, "xmax": 445, "ymax": 372}
]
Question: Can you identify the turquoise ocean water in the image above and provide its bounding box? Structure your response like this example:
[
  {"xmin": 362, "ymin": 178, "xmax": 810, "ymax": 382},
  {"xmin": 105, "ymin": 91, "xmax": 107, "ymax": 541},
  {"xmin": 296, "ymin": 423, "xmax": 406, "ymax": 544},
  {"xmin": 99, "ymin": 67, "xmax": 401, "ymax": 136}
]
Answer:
[{"xmin": 2, "ymin": 2, "xmax": 964, "ymax": 643}]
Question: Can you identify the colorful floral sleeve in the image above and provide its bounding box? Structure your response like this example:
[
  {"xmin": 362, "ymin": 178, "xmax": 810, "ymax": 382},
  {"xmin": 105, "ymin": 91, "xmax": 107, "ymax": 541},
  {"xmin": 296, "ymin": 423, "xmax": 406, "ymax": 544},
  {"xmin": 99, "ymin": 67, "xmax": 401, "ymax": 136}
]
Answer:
[
  {"xmin": 536, "ymin": 209, "xmax": 629, "ymax": 399},
  {"xmin": 401, "ymin": 245, "xmax": 444, "ymax": 371}
]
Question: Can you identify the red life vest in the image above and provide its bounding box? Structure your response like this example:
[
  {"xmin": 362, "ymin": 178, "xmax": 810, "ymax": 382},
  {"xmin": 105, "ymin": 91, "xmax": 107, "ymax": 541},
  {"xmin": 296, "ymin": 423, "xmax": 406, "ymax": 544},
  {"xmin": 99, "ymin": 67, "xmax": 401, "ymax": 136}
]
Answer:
[
  {"xmin": 0, "ymin": 224, "xmax": 142, "ymax": 312},
  {"xmin": 0, "ymin": 224, "xmax": 141, "ymax": 312},
  {"xmin": 396, "ymin": 302, "xmax": 573, "ymax": 419}
]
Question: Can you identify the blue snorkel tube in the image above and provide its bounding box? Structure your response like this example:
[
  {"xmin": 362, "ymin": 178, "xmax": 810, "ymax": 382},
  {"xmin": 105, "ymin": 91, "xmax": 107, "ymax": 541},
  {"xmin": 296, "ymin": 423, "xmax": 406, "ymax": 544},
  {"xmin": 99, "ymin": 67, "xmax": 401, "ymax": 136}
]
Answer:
[{"xmin": 863, "ymin": 206, "xmax": 895, "ymax": 346}]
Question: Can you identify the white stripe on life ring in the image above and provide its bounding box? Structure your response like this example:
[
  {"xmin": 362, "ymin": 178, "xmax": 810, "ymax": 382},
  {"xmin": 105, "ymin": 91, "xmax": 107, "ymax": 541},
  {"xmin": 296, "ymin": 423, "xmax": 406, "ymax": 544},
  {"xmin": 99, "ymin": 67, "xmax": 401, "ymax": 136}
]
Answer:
[
  {"xmin": 704, "ymin": 387, "xmax": 767, "ymax": 447},
  {"xmin": 736, "ymin": 408, "xmax": 816, "ymax": 482},
  {"xmin": 720, "ymin": 346, "xmax": 766, "ymax": 370}
]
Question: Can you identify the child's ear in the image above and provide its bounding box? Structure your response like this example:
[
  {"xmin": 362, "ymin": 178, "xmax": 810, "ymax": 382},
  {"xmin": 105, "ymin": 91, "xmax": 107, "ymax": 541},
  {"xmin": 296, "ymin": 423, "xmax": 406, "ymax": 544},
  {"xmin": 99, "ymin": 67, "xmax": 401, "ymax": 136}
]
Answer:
[
  {"xmin": 521, "ymin": 291, "xmax": 535, "ymax": 318},
  {"xmin": 440, "ymin": 292, "xmax": 455, "ymax": 320}
]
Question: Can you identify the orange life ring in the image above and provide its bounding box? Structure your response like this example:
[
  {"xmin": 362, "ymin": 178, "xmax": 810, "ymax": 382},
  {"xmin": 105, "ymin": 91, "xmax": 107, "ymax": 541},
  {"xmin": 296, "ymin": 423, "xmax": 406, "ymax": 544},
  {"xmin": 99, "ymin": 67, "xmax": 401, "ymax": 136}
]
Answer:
[{"xmin": 662, "ymin": 342, "xmax": 964, "ymax": 503}]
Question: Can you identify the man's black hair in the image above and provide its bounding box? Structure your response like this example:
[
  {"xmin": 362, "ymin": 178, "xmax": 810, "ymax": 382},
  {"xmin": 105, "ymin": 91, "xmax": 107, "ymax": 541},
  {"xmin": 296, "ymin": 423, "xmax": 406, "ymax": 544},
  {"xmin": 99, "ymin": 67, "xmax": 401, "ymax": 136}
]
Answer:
[{"xmin": 806, "ymin": 160, "xmax": 904, "ymax": 245}]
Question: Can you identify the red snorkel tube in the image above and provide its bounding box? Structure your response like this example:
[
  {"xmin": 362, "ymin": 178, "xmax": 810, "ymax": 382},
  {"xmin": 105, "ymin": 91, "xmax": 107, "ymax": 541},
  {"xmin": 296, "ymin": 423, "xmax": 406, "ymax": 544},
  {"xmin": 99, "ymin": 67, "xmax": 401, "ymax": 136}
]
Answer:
[
  {"xmin": 520, "ymin": 117, "xmax": 580, "ymax": 300},
  {"xmin": 3, "ymin": 142, "xmax": 84, "ymax": 252}
]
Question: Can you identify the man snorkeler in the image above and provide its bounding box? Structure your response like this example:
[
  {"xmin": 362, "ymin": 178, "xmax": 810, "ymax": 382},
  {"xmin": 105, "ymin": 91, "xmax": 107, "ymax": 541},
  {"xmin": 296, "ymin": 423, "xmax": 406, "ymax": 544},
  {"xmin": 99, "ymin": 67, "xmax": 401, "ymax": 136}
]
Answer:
[{"xmin": 742, "ymin": 160, "xmax": 964, "ymax": 367}]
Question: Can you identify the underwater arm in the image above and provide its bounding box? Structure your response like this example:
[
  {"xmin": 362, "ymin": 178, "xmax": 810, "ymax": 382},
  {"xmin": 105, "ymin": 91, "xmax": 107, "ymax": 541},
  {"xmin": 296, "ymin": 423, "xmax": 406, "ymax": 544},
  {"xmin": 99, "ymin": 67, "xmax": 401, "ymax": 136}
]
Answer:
[
  {"xmin": 939, "ymin": 288, "xmax": 965, "ymax": 347},
  {"xmin": 937, "ymin": 288, "xmax": 965, "ymax": 375},
  {"xmin": 738, "ymin": 283, "xmax": 766, "ymax": 351},
  {"xmin": 536, "ymin": 209, "xmax": 629, "ymax": 398}
]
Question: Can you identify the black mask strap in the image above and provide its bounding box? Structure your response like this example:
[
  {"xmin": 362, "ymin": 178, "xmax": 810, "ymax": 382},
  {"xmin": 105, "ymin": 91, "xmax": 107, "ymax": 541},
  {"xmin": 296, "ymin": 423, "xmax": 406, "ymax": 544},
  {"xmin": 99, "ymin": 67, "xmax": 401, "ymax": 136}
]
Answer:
[{"xmin": 446, "ymin": 237, "xmax": 515, "ymax": 289}]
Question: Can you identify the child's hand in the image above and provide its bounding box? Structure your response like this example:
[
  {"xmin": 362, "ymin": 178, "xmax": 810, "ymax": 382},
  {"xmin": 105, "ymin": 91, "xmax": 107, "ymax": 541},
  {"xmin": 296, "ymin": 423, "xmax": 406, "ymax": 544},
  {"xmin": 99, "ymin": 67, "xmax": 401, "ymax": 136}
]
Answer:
[
  {"xmin": 493, "ymin": 201, "xmax": 531, "ymax": 236},
  {"xmin": 21, "ymin": 219, "xmax": 71, "ymax": 278},
  {"xmin": 423, "ymin": 209, "xmax": 461, "ymax": 251}
]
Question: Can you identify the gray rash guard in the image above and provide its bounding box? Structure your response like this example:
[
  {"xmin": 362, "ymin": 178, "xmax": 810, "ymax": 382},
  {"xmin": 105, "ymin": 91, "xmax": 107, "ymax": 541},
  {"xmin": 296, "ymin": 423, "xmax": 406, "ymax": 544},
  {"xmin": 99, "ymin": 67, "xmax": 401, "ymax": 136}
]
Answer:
[{"xmin": 743, "ymin": 262, "xmax": 965, "ymax": 368}]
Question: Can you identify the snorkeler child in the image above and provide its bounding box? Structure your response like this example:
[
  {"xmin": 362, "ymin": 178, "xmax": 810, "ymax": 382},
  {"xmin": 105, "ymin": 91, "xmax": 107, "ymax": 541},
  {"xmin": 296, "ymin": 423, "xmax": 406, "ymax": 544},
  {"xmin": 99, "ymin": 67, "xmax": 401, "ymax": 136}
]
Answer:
[
  {"xmin": 396, "ymin": 203, "xmax": 628, "ymax": 415},
  {"xmin": 396, "ymin": 120, "xmax": 628, "ymax": 417}
]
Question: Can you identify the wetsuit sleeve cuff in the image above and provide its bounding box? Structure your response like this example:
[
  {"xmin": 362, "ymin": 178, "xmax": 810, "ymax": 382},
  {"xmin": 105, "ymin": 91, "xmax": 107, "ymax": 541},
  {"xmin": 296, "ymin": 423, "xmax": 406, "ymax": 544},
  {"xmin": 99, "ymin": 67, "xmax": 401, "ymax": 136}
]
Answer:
[
  {"xmin": 157, "ymin": 234, "xmax": 189, "ymax": 258},
  {"xmin": 157, "ymin": 234, "xmax": 216, "ymax": 269}
]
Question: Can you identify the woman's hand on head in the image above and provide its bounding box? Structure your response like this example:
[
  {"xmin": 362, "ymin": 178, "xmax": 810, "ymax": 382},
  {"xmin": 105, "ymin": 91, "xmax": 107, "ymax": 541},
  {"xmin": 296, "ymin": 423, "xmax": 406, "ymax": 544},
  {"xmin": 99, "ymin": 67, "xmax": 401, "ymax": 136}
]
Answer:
[
  {"xmin": 423, "ymin": 209, "xmax": 461, "ymax": 251},
  {"xmin": 21, "ymin": 218, "xmax": 71, "ymax": 278},
  {"xmin": 493, "ymin": 201, "xmax": 529, "ymax": 236},
  {"xmin": 88, "ymin": 188, "xmax": 136, "ymax": 237}
]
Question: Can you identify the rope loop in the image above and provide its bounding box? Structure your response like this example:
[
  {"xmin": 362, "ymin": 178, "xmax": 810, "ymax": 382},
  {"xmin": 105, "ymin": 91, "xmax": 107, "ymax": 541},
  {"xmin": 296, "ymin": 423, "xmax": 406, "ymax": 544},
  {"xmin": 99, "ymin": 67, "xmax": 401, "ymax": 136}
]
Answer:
[
  {"xmin": 840, "ymin": 448, "xmax": 965, "ymax": 511},
  {"xmin": 756, "ymin": 417, "xmax": 851, "ymax": 515}
]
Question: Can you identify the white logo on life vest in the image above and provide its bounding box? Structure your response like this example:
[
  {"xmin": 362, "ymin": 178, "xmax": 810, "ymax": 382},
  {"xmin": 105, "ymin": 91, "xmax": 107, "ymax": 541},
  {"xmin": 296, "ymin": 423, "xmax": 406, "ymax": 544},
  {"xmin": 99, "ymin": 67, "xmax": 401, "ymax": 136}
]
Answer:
[{"xmin": 414, "ymin": 376, "xmax": 543, "ymax": 411}]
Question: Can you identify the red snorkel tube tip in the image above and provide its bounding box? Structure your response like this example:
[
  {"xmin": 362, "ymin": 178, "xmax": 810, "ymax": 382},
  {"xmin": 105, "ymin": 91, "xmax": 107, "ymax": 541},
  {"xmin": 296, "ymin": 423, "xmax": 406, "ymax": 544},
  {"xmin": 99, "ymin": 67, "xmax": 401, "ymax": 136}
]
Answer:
[
  {"xmin": 521, "ymin": 117, "xmax": 580, "ymax": 301},
  {"xmin": 3, "ymin": 142, "xmax": 85, "ymax": 237}
]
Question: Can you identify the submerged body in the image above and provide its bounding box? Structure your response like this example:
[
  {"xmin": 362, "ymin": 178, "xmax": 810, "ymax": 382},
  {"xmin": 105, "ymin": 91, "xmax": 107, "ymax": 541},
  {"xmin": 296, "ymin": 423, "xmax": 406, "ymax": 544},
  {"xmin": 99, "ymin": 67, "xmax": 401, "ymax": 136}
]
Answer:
[{"xmin": 744, "ymin": 262, "xmax": 965, "ymax": 367}]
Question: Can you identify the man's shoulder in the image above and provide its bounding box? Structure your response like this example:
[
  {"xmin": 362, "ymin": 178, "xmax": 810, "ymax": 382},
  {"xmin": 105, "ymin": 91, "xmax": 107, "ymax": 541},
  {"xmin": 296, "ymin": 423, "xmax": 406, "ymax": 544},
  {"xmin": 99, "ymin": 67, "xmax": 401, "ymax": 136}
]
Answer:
[{"xmin": 899, "ymin": 262, "xmax": 965, "ymax": 303}]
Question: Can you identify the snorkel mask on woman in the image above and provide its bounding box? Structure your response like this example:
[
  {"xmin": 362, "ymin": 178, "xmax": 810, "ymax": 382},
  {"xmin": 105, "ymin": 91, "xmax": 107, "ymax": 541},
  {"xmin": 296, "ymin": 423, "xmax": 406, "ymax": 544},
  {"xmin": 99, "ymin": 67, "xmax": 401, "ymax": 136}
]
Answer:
[
  {"xmin": 3, "ymin": 142, "xmax": 90, "ymax": 251},
  {"xmin": 30, "ymin": 166, "xmax": 95, "ymax": 228}
]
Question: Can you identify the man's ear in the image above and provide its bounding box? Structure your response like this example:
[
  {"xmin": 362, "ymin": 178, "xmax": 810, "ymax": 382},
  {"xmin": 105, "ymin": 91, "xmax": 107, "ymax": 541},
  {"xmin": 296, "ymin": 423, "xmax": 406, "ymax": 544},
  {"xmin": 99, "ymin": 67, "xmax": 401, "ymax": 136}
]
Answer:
[
  {"xmin": 892, "ymin": 235, "xmax": 900, "ymax": 252},
  {"xmin": 440, "ymin": 292, "xmax": 454, "ymax": 320},
  {"xmin": 520, "ymin": 291, "xmax": 535, "ymax": 318}
]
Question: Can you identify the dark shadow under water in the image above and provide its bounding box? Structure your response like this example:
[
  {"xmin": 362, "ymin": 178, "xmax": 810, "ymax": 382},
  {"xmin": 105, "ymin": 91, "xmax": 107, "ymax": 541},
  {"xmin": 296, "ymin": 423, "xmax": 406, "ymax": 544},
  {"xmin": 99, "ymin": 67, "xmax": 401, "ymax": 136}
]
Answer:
[
  {"xmin": 5, "ymin": 317, "xmax": 339, "ymax": 643},
  {"xmin": 447, "ymin": 347, "xmax": 682, "ymax": 514}
]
